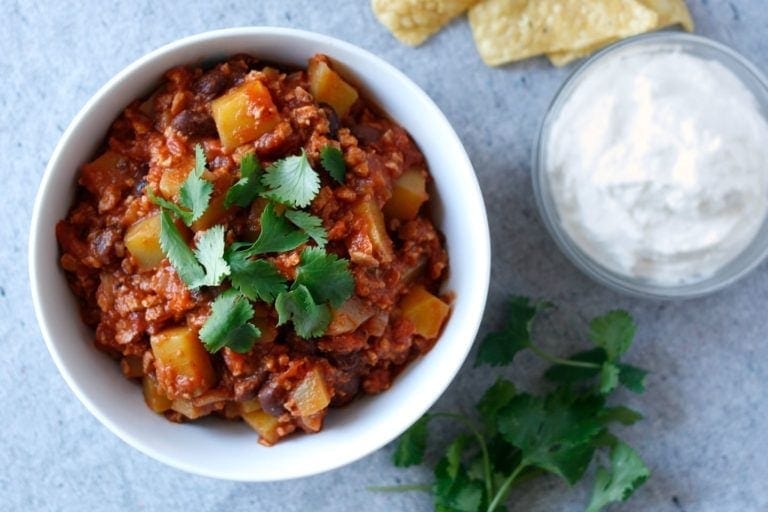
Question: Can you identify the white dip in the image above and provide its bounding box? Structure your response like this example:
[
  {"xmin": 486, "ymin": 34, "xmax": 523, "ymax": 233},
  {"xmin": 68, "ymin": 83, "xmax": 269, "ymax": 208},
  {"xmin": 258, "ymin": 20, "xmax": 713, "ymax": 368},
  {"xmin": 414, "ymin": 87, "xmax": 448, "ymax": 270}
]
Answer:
[{"xmin": 546, "ymin": 47, "xmax": 768, "ymax": 286}]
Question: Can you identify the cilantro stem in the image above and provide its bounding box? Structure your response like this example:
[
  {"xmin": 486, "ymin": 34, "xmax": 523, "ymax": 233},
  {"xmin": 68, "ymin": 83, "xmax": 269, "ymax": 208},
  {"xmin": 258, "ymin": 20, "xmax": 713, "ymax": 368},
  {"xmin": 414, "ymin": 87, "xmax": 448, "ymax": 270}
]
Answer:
[
  {"xmin": 528, "ymin": 344, "xmax": 601, "ymax": 369},
  {"xmin": 487, "ymin": 461, "xmax": 527, "ymax": 512},
  {"xmin": 432, "ymin": 412, "xmax": 494, "ymax": 502}
]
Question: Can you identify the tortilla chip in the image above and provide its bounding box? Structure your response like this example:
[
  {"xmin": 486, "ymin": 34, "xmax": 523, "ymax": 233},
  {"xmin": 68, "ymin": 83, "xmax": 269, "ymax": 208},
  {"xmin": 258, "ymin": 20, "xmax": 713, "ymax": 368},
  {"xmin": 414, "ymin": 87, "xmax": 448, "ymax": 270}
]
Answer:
[
  {"xmin": 546, "ymin": 0, "xmax": 694, "ymax": 67},
  {"xmin": 639, "ymin": 0, "xmax": 694, "ymax": 31},
  {"xmin": 372, "ymin": 0, "xmax": 480, "ymax": 46},
  {"xmin": 468, "ymin": 0, "xmax": 659, "ymax": 66}
]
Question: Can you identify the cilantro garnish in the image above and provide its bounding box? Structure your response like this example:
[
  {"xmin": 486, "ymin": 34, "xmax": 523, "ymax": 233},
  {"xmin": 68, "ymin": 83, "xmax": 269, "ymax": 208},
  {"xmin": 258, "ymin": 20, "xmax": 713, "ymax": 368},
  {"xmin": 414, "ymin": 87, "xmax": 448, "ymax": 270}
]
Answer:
[
  {"xmin": 199, "ymin": 289, "xmax": 260, "ymax": 353},
  {"xmin": 586, "ymin": 442, "xmax": 650, "ymax": 512},
  {"xmin": 227, "ymin": 250, "xmax": 287, "ymax": 303},
  {"xmin": 149, "ymin": 145, "xmax": 354, "ymax": 350},
  {"xmin": 293, "ymin": 247, "xmax": 354, "ymax": 308},
  {"xmin": 224, "ymin": 153, "xmax": 264, "ymax": 208},
  {"xmin": 192, "ymin": 225, "xmax": 230, "ymax": 287},
  {"xmin": 243, "ymin": 203, "xmax": 309, "ymax": 255},
  {"xmin": 149, "ymin": 144, "xmax": 212, "ymax": 226},
  {"xmin": 379, "ymin": 297, "xmax": 651, "ymax": 512},
  {"xmin": 261, "ymin": 150, "xmax": 320, "ymax": 208},
  {"xmin": 179, "ymin": 144, "xmax": 214, "ymax": 223},
  {"xmin": 285, "ymin": 209, "xmax": 328, "ymax": 248},
  {"xmin": 158, "ymin": 209, "xmax": 205, "ymax": 287},
  {"xmin": 275, "ymin": 284, "xmax": 331, "ymax": 339},
  {"xmin": 320, "ymin": 145, "xmax": 346, "ymax": 184},
  {"xmin": 272, "ymin": 247, "xmax": 355, "ymax": 338}
]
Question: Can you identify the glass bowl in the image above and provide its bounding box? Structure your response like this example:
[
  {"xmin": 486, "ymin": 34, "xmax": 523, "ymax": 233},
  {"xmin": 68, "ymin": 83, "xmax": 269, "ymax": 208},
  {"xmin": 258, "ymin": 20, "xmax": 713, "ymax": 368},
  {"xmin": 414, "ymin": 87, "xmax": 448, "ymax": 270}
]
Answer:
[{"xmin": 533, "ymin": 32, "xmax": 768, "ymax": 299}]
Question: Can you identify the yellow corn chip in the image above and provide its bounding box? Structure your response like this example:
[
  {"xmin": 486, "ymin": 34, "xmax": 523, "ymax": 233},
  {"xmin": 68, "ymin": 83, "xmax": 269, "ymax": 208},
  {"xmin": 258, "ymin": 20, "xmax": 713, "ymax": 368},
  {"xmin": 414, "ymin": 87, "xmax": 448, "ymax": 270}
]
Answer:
[
  {"xmin": 547, "ymin": 0, "xmax": 694, "ymax": 67},
  {"xmin": 372, "ymin": 0, "xmax": 481, "ymax": 46},
  {"xmin": 468, "ymin": 0, "xmax": 659, "ymax": 66},
  {"xmin": 639, "ymin": 0, "xmax": 694, "ymax": 31}
]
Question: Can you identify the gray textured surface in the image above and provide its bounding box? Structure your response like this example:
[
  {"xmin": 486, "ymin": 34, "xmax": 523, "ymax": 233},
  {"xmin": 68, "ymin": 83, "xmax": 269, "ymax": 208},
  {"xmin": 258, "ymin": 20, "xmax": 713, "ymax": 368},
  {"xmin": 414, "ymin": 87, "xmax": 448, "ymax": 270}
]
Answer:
[{"xmin": 3, "ymin": 1, "xmax": 767, "ymax": 510}]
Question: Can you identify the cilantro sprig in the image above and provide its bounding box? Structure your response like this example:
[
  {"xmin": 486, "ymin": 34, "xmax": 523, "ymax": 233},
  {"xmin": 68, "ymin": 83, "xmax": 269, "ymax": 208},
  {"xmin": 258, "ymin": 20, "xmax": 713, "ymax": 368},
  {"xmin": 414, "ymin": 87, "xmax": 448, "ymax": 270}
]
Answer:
[
  {"xmin": 320, "ymin": 145, "xmax": 346, "ymax": 184},
  {"xmin": 148, "ymin": 145, "xmax": 354, "ymax": 353},
  {"xmin": 379, "ymin": 297, "xmax": 650, "ymax": 512}
]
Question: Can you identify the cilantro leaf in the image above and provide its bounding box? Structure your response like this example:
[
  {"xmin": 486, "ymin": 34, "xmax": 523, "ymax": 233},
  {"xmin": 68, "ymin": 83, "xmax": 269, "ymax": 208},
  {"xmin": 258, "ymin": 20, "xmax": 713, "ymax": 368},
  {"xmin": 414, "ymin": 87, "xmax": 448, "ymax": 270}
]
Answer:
[
  {"xmin": 393, "ymin": 414, "xmax": 431, "ymax": 467},
  {"xmin": 589, "ymin": 310, "xmax": 636, "ymax": 361},
  {"xmin": 320, "ymin": 145, "xmax": 346, "ymax": 184},
  {"xmin": 261, "ymin": 150, "xmax": 320, "ymax": 208},
  {"xmin": 225, "ymin": 153, "xmax": 264, "ymax": 208},
  {"xmin": 275, "ymin": 285, "xmax": 331, "ymax": 338},
  {"xmin": 477, "ymin": 378, "xmax": 516, "ymax": 431},
  {"xmin": 598, "ymin": 406, "xmax": 644, "ymax": 426},
  {"xmin": 199, "ymin": 289, "xmax": 260, "ymax": 353},
  {"xmin": 227, "ymin": 250, "xmax": 287, "ymax": 303},
  {"xmin": 285, "ymin": 209, "xmax": 328, "ymax": 248},
  {"xmin": 475, "ymin": 296, "xmax": 539, "ymax": 367},
  {"xmin": 148, "ymin": 189, "xmax": 193, "ymax": 225},
  {"xmin": 599, "ymin": 362, "xmax": 620, "ymax": 395},
  {"xmin": 543, "ymin": 348, "xmax": 606, "ymax": 384},
  {"xmin": 496, "ymin": 391, "xmax": 604, "ymax": 484},
  {"xmin": 192, "ymin": 225, "xmax": 230, "ymax": 287},
  {"xmin": 158, "ymin": 209, "xmax": 205, "ymax": 287},
  {"xmin": 586, "ymin": 441, "xmax": 650, "ymax": 512},
  {"xmin": 246, "ymin": 203, "xmax": 308, "ymax": 255},
  {"xmin": 178, "ymin": 144, "xmax": 213, "ymax": 224},
  {"xmin": 617, "ymin": 363, "xmax": 648, "ymax": 393},
  {"xmin": 293, "ymin": 247, "xmax": 354, "ymax": 308},
  {"xmin": 433, "ymin": 439, "xmax": 484, "ymax": 512}
]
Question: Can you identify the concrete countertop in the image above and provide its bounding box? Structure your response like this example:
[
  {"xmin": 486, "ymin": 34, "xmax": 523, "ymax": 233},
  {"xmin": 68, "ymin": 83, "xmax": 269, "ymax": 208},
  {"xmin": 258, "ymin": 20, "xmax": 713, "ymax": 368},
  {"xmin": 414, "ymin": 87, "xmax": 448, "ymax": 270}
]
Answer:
[{"xmin": 2, "ymin": 1, "xmax": 766, "ymax": 510}]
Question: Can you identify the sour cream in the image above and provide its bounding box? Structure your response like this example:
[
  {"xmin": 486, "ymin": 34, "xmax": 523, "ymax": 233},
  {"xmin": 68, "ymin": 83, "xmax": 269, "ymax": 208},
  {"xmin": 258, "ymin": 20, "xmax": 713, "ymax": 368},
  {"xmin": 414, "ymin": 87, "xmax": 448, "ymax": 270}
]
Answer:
[{"xmin": 546, "ymin": 46, "xmax": 768, "ymax": 286}]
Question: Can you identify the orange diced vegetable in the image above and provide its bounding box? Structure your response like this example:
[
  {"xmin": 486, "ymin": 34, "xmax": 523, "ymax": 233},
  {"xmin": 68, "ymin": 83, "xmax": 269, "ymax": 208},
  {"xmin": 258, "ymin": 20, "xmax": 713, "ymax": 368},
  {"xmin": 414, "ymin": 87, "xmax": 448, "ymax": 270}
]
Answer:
[
  {"xmin": 150, "ymin": 326, "xmax": 216, "ymax": 399},
  {"xmin": 211, "ymin": 79, "xmax": 281, "ymax": 150},
  {"xmin": 353, "ymin": 198, "xmax": 394, "ymax": 263},
  {"xmin": 142, "ymin": 375, "xmax": 172, "ymax": 413},
  {"xmin": 158, "ymin": 156, "xmax": 195, "ymax": 198},
  {"xmin": 383, "ymin": 168, "xmax": 429, "ymax": 221},
  {"xmin": 79, "ymin": 150, "xmax": 126, "ymax": 193},
  {"xmin": 308, "ymin": 57, "xmax": 359, "ymax": 117},
  {"xmin": 291, "ymin": 367, "xmax": 331, "ymax": 417},
  {"xmin": 327, "ymin": 297, "xmax": 376, "ymax": 335},
  {"xmin": 170, "ymin": 398, "xmax": 207, "ymax": 420},
  {"xmin": 400, "ymin": 285, "xmax": 450, "ymax": 339},
  {"xmin": 125, "ymin": 214, "xmax": 164, "ymax": 270},
  {"xmin": 191, "ymin": 193, "xmax": 230, "ymax": 232},
  {"xmin": 242, "ymin": 408, "xmax": 281, "ymax": 445}
]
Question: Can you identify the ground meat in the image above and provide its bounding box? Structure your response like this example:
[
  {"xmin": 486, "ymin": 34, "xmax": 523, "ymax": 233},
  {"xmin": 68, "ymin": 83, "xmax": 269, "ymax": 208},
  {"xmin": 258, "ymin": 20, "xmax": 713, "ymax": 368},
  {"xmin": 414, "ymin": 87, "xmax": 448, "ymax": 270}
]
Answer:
[{"xmin": 56, "ymin": 53, "xmax": 449, "ymax": 445}]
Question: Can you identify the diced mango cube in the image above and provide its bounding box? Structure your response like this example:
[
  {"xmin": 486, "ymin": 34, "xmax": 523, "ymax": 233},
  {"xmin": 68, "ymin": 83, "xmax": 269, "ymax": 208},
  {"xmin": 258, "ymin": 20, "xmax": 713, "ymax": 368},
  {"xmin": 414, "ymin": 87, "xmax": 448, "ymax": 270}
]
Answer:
[
  {"xmin": 353, "ymin": 198, "xmax": 394, "ymax": 263},
  {"xmin": 142, "ymin": 375, "xmax": 172, "ymax": 413},
  {"xmin": 242, "ymin": 408, "xmax": 281, "ymax": 446},
  {"xmin": 327, "ymin": 297, "xmax": 376, "ymax": 335},
  {"xmin": 170, "ymin": 398, "xmax": 207, "ymax": 420},
  {"xmin": 150, "ymin": 326, "xmax": 216, "ymax": 399},
  {"xmin": 158, "ymin": 156, "xmax": 195, "ymax": 199},
  {"xmin": 125, "ymin": 214, "xmax": 164, "ymax": 270},
  {"xmin": 383, "ymin": 168, "xmax": 429, "ymax": 221},
  {"xmin": 308, "ymin": 57, "xmax": 359, "ymax": 117},
  {"xmin": 211, "ymin": 79, "xmax": 281, "ymax": 151},
  {"xmin": 190, "ymin": 193, "xmax": 231, "ymax": 232},
  {"xmin": 290, "ymin": 367, "xmax": 331, "ymax": 417},
  {"xmin": 400, "ymin": 285, "xmax": 450, "ymax": 339}
]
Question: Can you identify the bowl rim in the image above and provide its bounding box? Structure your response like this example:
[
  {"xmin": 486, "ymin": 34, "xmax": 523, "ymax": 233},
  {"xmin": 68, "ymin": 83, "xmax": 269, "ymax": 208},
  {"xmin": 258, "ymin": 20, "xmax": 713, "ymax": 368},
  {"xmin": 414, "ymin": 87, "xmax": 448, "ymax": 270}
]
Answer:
[
  {"xmin": 532, "ymin": 31, "xmax": 768, "ymax": 300},
  {"xmin": 28, "ymin": 26, "xmax": 491, "ymax": 480}
]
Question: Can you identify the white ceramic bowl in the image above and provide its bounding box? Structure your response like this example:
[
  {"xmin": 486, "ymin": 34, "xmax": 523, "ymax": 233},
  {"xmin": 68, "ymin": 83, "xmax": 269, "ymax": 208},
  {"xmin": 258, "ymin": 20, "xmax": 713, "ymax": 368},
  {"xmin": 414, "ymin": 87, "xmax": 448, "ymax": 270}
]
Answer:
[{"xmin": 29, "ymin": 27, "xmax": 490, "ymax": 481}]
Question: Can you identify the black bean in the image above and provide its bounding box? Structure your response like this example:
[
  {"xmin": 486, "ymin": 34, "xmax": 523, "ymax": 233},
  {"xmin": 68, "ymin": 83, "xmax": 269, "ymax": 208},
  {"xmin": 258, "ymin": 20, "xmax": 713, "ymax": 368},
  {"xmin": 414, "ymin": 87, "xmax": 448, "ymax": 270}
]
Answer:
[
  {"xmin": 258, "ymin": 379, "xmax": 288, "ymax": 417},
  {"xmin": 171, "ymin": 110, "xmax": 217, "ymax": 138},
  {"xmin": 193, "ymin": 70, "xmax": 229, "ymax": 99}
]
